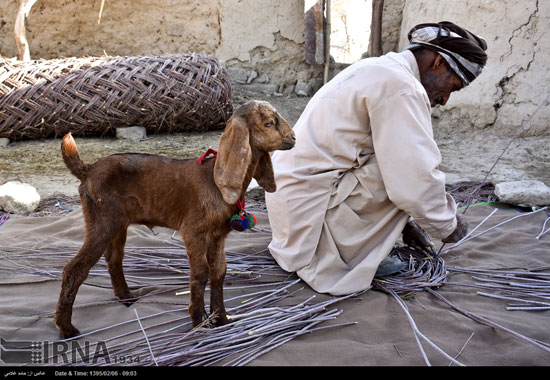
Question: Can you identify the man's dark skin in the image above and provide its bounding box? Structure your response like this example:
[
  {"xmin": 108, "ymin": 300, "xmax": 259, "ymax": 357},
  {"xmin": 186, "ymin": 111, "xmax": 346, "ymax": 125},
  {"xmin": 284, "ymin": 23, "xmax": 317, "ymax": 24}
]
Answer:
[
  {"xmin": 399, "ymin": 48, "xmax": 469, "ymax": 253},
  {"xmin": 414, "ymin": 48, "xmax": 464, "ymax": 107}
]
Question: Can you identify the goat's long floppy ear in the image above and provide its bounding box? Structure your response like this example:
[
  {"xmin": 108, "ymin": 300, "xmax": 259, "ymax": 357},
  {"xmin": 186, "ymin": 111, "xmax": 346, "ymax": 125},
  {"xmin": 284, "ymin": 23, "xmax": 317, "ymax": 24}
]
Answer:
[
  {"xmin": 214, "ymin": 117, "xmax": 252, "ymax": 204},
  {"xmin": 253, "ymin": 152, "xmax": 276, "ymax": 193}
]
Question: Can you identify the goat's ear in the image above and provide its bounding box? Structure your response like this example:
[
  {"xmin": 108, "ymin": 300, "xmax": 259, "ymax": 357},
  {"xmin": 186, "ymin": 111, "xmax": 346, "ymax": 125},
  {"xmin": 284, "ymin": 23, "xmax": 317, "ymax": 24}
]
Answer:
[
  {"xmin": 214, "ymin": 117, "xmax": 252, "ymax": 204},
  {"xmin": 254, "ymin": 152, "xmax": 276, "ymax": 193}
]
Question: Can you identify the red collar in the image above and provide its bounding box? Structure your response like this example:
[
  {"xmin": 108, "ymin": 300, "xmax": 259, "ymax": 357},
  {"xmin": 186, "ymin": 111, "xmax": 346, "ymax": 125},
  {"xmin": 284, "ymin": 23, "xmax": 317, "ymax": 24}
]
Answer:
[{"xmin": 197, "ymin": 148, "xmax": 217, "ymax": 165}]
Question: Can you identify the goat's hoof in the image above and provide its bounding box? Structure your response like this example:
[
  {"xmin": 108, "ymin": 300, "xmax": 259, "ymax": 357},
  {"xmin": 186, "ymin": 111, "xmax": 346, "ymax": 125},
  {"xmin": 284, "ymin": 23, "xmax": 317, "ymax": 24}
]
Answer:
[
  {"xmin": 120, "ymin": 297, "xmax": 137, "ymax": 307},
  {"xmin": 214, "ymin": 314, "xmax": 230, "ymax": 327},
  {"xmin": 58, "ymin": 325, "xmax": 81, "ymax": 339},
  {"xmin": 116, "ymin": 291, "xmax": 137, "ymax": 307},
  {"xmin": 191, "ymin": 310, "xmax": 209, "ymax": 328}
]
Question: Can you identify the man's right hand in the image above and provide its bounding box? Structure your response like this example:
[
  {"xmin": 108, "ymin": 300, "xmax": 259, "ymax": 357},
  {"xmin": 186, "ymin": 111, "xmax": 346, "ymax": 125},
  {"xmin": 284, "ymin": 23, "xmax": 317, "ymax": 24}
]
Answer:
[
  {"xmin": 402, "ymin": 219, "xmax": 435, "ymax": 254},
  {"xmin": 441, "ymin": 214, "xmax": 469, "ymax": 243}
]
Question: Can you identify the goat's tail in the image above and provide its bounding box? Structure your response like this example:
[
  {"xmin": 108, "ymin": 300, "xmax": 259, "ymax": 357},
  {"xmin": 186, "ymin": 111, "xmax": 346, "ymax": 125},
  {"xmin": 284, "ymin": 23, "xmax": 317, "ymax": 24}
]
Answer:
[{"xmin": 61, "ymin": 132, "xmax": 88, "ymax": 181}]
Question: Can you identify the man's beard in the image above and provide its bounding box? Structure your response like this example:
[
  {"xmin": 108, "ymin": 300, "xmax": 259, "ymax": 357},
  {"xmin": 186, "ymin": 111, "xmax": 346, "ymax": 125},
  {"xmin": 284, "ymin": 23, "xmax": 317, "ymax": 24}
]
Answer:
[{"xmin": 421, "ymin": 72, "xmax": 445, "ymax": 107}]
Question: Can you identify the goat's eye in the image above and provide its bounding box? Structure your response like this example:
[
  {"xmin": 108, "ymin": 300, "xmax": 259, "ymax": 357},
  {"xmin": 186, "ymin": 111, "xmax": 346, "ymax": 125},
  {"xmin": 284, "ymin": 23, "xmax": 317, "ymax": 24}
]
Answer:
[{"xmin": 264, "ymin": 122, "xmax": 273, "ymax": 128}]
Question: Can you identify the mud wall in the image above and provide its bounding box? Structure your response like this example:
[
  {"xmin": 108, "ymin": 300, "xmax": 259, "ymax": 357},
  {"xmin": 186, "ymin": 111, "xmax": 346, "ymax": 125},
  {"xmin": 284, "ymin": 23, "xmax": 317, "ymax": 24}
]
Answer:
[
  {"xmin": 2, "ymin": 1, "xmax": 547, "ymax": 136},
  {"xmin": 398, "ymin": 0, "xmax": 549, "ymax": 137},
  {"xmin": 1, "ymin": 1, "xmax": 222, "ymax": 59},
  {"xmin": 380, "ymin": 0, "xmax": 405, "ymax": 55},
  {"xmin": 0, "ymin": 0, "xmax": 322, "ymax": 94}
]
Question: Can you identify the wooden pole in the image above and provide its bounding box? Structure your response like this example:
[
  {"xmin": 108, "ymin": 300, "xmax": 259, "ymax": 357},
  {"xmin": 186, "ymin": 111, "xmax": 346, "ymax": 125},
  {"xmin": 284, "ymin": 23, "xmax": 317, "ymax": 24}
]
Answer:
[
  {"xmin": 14, "ymin": 0, "xmax": 37, "ymax": 61},
  {"xmin": 323, "ymin": 0, "xmax": 331, "ymax": 84},
  {"xmin": 368, "ymin": 0, "xmax": 384, "ymax": 58},
  {"xmin": 98, "ymin": 0, "xmax": 106, "ymax": 24}
]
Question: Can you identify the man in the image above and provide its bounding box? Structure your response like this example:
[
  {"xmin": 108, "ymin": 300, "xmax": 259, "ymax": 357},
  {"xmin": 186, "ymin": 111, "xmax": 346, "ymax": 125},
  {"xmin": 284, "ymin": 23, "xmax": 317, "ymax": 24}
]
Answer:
[{"xmin": 265, "ymin": 22, "xmax": 488, "ymax": 295}]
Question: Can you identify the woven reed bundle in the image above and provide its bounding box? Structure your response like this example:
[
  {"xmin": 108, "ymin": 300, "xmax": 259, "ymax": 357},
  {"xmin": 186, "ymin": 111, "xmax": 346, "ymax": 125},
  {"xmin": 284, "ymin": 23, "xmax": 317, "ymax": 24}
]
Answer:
[
  {"xmin": 373, "ymin": 246, "xmax": 447, "ymax": 294},
  {"xmin": 0, "ymin": 54, "xmax": 233, "ymax": 140}
]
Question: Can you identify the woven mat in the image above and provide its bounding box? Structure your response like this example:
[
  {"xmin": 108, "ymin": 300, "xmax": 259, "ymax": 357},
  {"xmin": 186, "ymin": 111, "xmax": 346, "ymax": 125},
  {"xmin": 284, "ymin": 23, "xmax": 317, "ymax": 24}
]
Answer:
[{"xmin": 0, "ymin": 54, "xmax": 233, "ymax": 140}]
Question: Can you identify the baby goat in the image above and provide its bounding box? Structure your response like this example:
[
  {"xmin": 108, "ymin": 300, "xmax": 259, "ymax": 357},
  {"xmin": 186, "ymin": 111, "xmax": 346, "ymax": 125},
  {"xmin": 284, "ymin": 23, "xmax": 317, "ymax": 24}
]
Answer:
[{"xmin": 54, "ymin": 100, "xmax": 295, "ymax": 339}]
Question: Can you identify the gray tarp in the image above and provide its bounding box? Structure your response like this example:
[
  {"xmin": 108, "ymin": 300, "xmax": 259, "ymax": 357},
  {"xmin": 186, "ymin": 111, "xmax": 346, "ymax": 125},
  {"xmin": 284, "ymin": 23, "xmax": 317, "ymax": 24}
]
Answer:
[{"xmin": 0, "ymin": 203, "xmax": 549, "ymax": 366}]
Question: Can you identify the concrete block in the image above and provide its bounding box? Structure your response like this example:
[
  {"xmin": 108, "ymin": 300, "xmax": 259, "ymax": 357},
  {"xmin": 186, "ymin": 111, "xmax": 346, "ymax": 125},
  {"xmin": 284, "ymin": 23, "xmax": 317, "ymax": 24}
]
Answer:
[
  {"xmin": 495, "ymin": 180, "xmax": 550, "ymax": 206},
  {"xmin": 116, "ymin": 126, "xmax": 147, "ymax": 141},
  {"xmin": 234, "ymin": 83, "xmax": 279, "ymax": 95}
]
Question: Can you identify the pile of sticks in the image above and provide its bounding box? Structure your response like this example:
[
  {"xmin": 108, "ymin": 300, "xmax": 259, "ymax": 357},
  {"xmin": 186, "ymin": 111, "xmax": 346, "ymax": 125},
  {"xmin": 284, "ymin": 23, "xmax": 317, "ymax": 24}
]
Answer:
[
  {"xmin": 448, "ymin": 266, "xmax": 550, "ymax": 311},
  {"xmin": 395, "ymin": 205, "xmax": 550, "ymax": 365},
  {"xmin": 56, "ymin": 280, "xmax": 358, "ymax": 367},
  {"xmin": 0, "ymin": 243, "xmax": 287, "ymax": 289},
  {"xmin": 372, "ymin": 246, "xmax": 446, "ymax": 294},
  {"xmin": 1, "ymin": 240, "xmax": 359, "ymax": 366},
  {"xmin": 446, "ymin": 181, "xmax": 499, "ymax": 207}
]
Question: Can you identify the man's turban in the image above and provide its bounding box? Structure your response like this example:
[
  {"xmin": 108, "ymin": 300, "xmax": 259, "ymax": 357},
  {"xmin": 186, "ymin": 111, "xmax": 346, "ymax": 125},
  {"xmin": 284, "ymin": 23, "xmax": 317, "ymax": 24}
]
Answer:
[{"xmin": 405, "ymin": 21, "xmax": 488, "ymax": 87}]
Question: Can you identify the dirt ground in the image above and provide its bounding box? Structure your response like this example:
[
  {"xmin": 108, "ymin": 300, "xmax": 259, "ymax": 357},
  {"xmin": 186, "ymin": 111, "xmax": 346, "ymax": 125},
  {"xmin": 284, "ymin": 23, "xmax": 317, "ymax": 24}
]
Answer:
[
  {"xmin": 1, "ymin": 87, "xmax": 550, "ymax": 216},
  {"xmin": 0, "ymin": 88, "xmax": 310, "ymax": 215}
]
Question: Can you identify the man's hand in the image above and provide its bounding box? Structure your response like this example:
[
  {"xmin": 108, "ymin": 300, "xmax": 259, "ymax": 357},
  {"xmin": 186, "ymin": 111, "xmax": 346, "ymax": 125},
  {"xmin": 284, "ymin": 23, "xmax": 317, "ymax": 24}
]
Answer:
[
  {"xmin": 402, "ymin": 219, "xmax": 435, "ymax": 254},
  {"xmin": 441, "ymin": 214, "xmax": 469, "ymax": 243}
]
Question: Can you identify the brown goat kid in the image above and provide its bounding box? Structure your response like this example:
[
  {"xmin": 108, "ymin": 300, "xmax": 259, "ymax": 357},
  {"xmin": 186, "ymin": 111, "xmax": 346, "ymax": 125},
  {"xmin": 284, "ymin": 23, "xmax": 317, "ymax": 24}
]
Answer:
[{"xmin": 54, "ymin": 100, "xmax": 295, "ymax": 339}]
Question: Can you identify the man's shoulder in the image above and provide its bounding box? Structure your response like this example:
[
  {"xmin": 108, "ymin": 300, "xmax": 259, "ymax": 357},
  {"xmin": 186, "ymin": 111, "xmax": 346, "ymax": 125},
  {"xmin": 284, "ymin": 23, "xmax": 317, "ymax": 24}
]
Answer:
[
  {"xmin": 347, "ymin": 53, "xmax": 422, "ymax": 99},
  {"xmin": 312, "ymin": 51, "xmax": 425, "ymax": 107},
  {"xmin": 377, "ymin": 52, "xmax": 418, "ymax": 81}
]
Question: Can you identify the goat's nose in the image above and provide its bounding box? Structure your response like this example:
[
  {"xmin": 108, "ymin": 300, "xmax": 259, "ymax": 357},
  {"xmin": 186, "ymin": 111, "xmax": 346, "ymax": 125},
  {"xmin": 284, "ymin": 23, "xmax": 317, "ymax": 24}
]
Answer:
[{"xmin": 287, "ymin": 132, "xmax": 296, "ymax": 141}]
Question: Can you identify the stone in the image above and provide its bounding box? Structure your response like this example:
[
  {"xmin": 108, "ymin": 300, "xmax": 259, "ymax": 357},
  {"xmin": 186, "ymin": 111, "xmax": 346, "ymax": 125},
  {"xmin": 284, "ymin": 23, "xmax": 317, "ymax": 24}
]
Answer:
[
  {"xmin": 494, "ymin": 180, "xmax": 550, "ymax": 206},
  {"xmin": 227, "ymin": 68, "xmax": 249, "ymax": 84},
  {"xmin": 295, "ymin": 81, "xmax": 311, "ymax": 97},
  {"xmin": 0, "ymin": 138, "xmax": 9, "ymax": 147},
  {"xmin": 256, "ymin": 74, "xmax": 269, "ymax": 83},
  {"xmin": 247, "ymin": 70, "xmax": 258, "ymax": 83},
  {"xmin": 235, "ymin": 83, "xmax": 278, "ymax": 95},
  {"xmin": 116, "ymin": 126, "xmax": 147, "ymax": 141},
  {"xmin": 0, "ymin": 181, "xmax": 41, "ymax": 214},
  {"xmin": 246, "ymin": 178, "xmax": 264, "ymax": 198}
]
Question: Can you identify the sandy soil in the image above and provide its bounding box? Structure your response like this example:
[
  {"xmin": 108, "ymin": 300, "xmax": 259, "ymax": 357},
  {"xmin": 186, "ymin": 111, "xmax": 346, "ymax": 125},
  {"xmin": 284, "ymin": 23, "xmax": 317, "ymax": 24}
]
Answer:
[{"xmin": 1, "ymin": 87, "xmax": 549, "ymax": 216}]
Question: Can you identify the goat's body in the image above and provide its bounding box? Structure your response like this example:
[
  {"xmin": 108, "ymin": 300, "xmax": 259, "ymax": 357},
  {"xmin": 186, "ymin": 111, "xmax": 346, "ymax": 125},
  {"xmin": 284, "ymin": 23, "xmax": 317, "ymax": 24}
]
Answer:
[
  {"xmin": 80, "ymin": 153, "xmax": 234, "ymax": 231},
  {"xmin": 54, "ymin": 100, "xmax": 295, "ymax": 339},
  {"xmin": 55, "ymin": 139, "xmax": 235, "ymax": 338}
]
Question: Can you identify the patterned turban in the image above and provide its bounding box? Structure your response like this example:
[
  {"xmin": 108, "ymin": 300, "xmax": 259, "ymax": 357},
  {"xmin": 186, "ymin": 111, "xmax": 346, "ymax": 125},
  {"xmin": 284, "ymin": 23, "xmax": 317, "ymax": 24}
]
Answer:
[{"xmin": 405, "ymin": 21, "xmax": 488, "ymax": 87}]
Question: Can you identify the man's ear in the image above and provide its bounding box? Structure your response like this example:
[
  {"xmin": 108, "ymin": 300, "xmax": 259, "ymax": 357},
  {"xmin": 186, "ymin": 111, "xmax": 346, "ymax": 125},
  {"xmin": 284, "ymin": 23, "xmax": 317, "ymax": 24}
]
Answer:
[{"xmin": 433, "ymin": 54, "xmax": 447, "ymax": 71}]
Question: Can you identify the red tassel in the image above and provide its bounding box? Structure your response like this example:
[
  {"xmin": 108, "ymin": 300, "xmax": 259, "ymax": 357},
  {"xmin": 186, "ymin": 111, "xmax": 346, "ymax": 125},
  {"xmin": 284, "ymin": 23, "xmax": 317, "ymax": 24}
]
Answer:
[{"xmin": 236, "ymin": 198, "xmax": 245, "ymax": 211}]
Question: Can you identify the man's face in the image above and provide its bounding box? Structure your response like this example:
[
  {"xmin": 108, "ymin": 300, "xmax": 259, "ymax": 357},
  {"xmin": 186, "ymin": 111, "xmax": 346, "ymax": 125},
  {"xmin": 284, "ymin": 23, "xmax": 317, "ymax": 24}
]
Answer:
[{"xmin": 420, "ymin": 55, "xmax": 464, "ymax": 107}]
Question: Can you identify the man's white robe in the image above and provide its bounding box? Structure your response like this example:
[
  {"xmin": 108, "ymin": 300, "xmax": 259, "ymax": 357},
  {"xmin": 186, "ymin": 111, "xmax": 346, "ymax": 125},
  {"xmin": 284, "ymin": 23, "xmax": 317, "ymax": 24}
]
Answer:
[{"xmin": 265, "ymin": 50, "xmax": 458, "ymax": 295}]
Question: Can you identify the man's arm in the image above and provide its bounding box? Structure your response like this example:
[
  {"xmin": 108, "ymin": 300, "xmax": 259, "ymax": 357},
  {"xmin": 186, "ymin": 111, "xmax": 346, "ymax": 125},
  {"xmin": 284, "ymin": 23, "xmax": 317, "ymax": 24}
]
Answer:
[{"xmin": 368, "ymin": 89, "xmax": 458, "ymax": 240}]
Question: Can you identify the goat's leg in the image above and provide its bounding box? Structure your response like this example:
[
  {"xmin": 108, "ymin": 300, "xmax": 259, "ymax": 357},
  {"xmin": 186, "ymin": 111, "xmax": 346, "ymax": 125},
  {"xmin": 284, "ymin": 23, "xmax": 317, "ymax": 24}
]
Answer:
[
  {"xmin": 54, "ymin": 234, "xmax": 113, "ymax": 339},
  {"xmin": 207, "ymin": 240, "xmax": 229, "ymax": 326},
  {"xmin": 182, "ymin": 234, "xmax": 209, "ymax": 327},
  {"xmin": 104, "ymin": 227, "xmax": 135, "ymax": 306}
]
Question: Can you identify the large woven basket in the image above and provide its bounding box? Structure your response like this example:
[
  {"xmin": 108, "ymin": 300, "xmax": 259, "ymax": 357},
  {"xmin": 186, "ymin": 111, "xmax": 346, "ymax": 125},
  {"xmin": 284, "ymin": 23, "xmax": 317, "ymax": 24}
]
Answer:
[{"xmin": 0, "ymin": 54, "xmax": 233, "ymax": 140}]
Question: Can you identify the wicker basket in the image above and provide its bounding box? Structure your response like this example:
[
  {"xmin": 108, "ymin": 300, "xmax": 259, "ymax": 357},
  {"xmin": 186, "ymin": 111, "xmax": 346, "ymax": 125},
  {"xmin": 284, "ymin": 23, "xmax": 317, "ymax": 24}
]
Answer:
[{"xmin": 0, "ymin": 54, "xmax": 233, "ymax": 140}]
